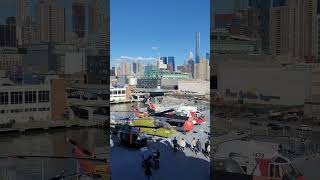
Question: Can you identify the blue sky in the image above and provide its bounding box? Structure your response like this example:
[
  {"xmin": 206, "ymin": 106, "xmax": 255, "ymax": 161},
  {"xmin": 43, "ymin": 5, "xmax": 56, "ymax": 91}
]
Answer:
[{"xmin": 110, "ymin": 0, "xmax": 210, "ymax": 67}]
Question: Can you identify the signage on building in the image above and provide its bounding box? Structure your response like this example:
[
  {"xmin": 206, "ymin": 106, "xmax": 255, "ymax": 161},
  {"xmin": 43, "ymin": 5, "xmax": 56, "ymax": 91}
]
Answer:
[{"xmin": 225, "ymin": 89, "xmax": 280, "ymax": 102}]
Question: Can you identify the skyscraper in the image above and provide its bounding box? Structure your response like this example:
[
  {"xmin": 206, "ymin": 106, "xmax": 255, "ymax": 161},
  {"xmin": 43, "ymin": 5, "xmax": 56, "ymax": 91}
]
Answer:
[
  {"xmin": 195, "ymin": 32, "xmax": 200, "ymax": 64},
  {"xmin": 0, "ymin": 17, "xmax": 16, "ymax": 47},
  {"xmin": 132, "ymin": 61, "xmax": 137, "ymax": 74},
  {"xmin": 196, "ymin": 59, "xmax": 210, "ymax": 81},
  {"xmin": 206, "ymin": 52, "xmax": 210, "ymax": 60},
  {"xmin": 120, "ymin": 61, "xmax": 131, "ymax": 76},
  {"xmin": 16, "ymin": 0, "xmax": 32, "ymax": 46},
  {"xmin": 249, "ymin": 0, "xmax": 271, "ymax": 54},
  {"xmin": 160, "ymin": 57, "xmax": 167, "ymax": 64},
  {"xmin": 37, "ymin": 0, "xmax": 65, "ymax": 43},
  {"xmin": 270, "ymin": 1, "xmax": 289, "ymax": 56},
  {"xmin": 188, "ymin": 51, "xmax": 195, "ymax": 78},
  {"xmin": 288, "ymin": 0, "xmax": 317, "ymax": 62},
  {"xmin": 72, "ymin": 0, "xmax": 86, "ymax": 38},
  {"xmin": 88, "ymin": 0, "xmax": 105, "ymax": 34},
  {"xmin": 188, "ymin": 51, "xmax": 193, "ymax": 60},
  {"xmin": 167, "ymin": 56, "xmax": 175, "ymax": 72}
]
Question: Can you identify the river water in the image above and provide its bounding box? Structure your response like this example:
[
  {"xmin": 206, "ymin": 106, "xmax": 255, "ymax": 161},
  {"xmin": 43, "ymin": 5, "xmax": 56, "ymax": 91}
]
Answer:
[{"xmin": 0, "ymin": 128, "xmax": 107, "ymax": 180}]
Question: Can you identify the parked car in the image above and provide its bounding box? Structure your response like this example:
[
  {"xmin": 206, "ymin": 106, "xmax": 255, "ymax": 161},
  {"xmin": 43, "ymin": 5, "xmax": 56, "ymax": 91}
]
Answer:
[{"xmin": 296, "ymin": 125, "xmax": 312, "ymax": 131}]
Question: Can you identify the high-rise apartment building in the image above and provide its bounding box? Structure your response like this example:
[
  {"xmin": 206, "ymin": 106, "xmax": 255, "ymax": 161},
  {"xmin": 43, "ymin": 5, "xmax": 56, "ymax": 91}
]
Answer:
[
  {"xmin": 160, "ymin": 57, "xmax": 167, "ymax": 64},
  {"xmin": 269, "ymin": 2, "xmax": 289, "ymax": 56},
  {"xmin": 196, "ymin": 59, "xmax": 210, "ymax": 81},
  {"xmin": 88, "ymin": 0, "xmax": 105, "ymax": 34},
  {"xmin": 249, "ymin": 0, "xmax": 272, "ymax": 54},
  {"xmin": 72, "ymin": 0, "xmax": 86, "ymax": 38},
  {"xmin": 188, "ymin": 51, "xmax": 195, "ymax": 78},
  {"xmin": 156, "ymin": 58, "xmax": 167, "ymax": 70},
  {"xmin": 119, "ymin": 61, "xmax": 131, "ymax": 76},
  {"xmin": 167, "ymin": 56, "xmax": 175, "ymax": 72},
  {"xmin": 288, "ymin": 0, "xmax": 317, "ymax": 62},
  {"xmin": 37, "ymin": 0, "xmax": 65, "ymax": 43},
  {"xmin": 195, "ymin": 32, "xmax": 200, "ymax": 63},
  {"xmin": 17, "ymin": 0, "xmax": 32, "ymax": 46},
  {"xmin": 132, "ymin": 61, "xmax": 137, "ymax": 74},
  {"xmin": 0, "ymin": 17, "xmax": 16, "ymax": 47}
]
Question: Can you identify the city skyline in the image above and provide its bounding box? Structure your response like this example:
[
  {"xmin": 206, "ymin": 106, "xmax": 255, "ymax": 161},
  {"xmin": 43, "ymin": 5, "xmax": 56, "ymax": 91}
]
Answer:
[
  {"xmin": 0, "ymin": 0, "xmax": 107, "ymax": 32},
  {"xmin": 110, "ymin": 0, "xmax": 210, "ymax": 67}
]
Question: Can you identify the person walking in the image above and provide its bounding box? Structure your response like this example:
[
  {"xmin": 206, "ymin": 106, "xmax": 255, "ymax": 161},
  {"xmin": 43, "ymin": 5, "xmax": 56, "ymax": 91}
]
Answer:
[
  {"xmin": 179, "ymin": 138, "xmax": 186, "ymax": 152},
  {"xmin": 144, "ymin": 155, "xmax": 152, "ymax": 179},
  {"xmin": 172, "ymin": 137, "xmax": 178, "ymax": 152},
  {"xmin": 196, "ymin": 139, "xmax": 202, "ymax": 155},
  {"xmin": 153, "ymin": 149, "xmax": 160, "ymax": 169},
  {"xmin": 205, "ymin": 140, "xmax": 210, "ymax": 156},
  {"xmin": 191, "ymin": 137, "xmax": 197, "ymax": 154}
]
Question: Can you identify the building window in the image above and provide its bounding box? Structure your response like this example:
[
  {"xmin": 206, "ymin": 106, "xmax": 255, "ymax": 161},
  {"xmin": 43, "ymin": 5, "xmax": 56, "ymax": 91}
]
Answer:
[
  {"xmin": 11, "ymin": 109, "xmax": 23, "ymax": 113},
  {"xmin": 25, "ymin": 91, "xmax": 37, "ymax": 104},
  {"xmin": 0, "ymin": 92, "xmax": 8, "ymax": 105},
  {"xmin": 38, "ymin": 91, "xmax": 50, "ymax": 103},
  {"xmin": 10, "ymin": 92, "xmax": 23, "ymax": 104}
]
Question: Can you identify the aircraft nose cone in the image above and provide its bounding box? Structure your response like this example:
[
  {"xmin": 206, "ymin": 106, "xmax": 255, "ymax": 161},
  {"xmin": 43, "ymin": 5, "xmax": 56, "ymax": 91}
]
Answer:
[{"xmin": 183, "ymin": 121, "xmax": 194, "ymax": 132}]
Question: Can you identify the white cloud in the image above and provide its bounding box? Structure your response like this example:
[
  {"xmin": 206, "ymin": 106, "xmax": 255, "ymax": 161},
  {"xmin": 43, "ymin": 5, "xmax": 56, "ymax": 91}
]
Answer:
[
  {"xmin": 151, "ymin": 46, "xmax": 159, "ymax": 51},
  {"xmin": 114, "ymin": 56, "xmax": 157, "ymax": 62}
]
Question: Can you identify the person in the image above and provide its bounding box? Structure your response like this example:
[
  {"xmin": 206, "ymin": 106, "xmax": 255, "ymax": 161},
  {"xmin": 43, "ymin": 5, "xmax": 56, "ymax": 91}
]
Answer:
[
  {"xmin": 172, "ymin": 137, "xmax": 178, "ymax": 152},
  {"xmin": 205, "ymin": 140, "xmax": 209, "ymax": 156},
  {"xmin": 179, "ymin": 138, "xmax": 186, "ymax": 151},
  {"xmin": 144, "ymin": 156, "xmax": 152, "ymax": 179},
  {"xmin": 191, "ymin": 137, "xmax": 197, "ymax": 154},
  {"xmin": 196, "ymin": 139, "xmax": 202, "ymax": 155},
  {"xmin": 153, "ymin": 149, "xmax": 160, "ymax": 169}
]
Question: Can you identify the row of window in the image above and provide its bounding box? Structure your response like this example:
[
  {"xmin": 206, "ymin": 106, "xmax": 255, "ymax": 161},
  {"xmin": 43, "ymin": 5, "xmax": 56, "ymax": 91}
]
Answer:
[
  {"xmin": 0, "ymin": 91, "xmax": 50, "ymax": 105},
  {"xmin": 110, "ymin": 90, "xmax": 125, "ymax": 95},
  {"xmin": 0, "ymin": 107, "xmax": 50, "ymax": 113}
]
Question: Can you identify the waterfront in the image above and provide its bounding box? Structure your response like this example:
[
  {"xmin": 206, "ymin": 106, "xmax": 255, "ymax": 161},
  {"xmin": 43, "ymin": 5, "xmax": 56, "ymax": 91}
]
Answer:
[{"xmin": 0, "ymin": 128, "xmax": 107, "ymax": 180}]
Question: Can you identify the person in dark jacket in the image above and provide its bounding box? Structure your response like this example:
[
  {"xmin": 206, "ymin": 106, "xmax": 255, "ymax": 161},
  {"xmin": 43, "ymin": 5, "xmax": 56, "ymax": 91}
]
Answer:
[
  {"xmin": 196, "ymin": 139, "xmax": 202, "ymax": 155},
  {"xmin": 204, "ymin": 140, "xmax": 210, "ymax": 156},
  {"xmin": 172, "ymin": 137, "xmax": 178, "ymax": 152},
  {"xmin": 153, "ymin": 149, "xmax": 160, "ymax": 169},
  {"xmin": 144, "ymin": 155, "xmax": 152, "ymax": 179}
]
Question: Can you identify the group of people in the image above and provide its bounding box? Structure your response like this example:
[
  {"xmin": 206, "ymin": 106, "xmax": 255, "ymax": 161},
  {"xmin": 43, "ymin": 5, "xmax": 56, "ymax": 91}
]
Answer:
[
  {"xmin": 172, "ymin": 137, "xmax": 210, "ymax": 156},
  {"xmin": 143, "ymin": 149, "xmax": 160, "ymax": 179},
  {"xmin": 191, "ymin": 137, "xmax": 202, "ymax": 154}
]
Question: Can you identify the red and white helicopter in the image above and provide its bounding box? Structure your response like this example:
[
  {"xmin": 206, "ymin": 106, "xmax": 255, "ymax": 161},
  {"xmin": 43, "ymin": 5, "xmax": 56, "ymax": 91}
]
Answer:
[
  {"xmin": 213, "ymin": 139, "xmax": 304, "ymax": 180},
  {"xmin": 132, "ymin": 105, "xmax": 195, "ymax": 132},
  {"xmin": 146, "ymin": 101, "xmax": 207, "ymax": 125}
]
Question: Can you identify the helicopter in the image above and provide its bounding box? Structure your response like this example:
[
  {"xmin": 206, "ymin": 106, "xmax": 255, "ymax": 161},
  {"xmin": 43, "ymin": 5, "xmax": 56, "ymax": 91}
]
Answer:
[{"xmin": 213, "ymin": 139, "xmax": 304, "ymax": 180}]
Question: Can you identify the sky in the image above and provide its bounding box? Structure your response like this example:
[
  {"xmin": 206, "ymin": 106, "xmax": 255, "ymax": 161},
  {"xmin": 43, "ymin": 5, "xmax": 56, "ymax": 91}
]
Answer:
[{"xmin": 110, "ymin": 0, "xmax": 210, "ymax": 67}]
